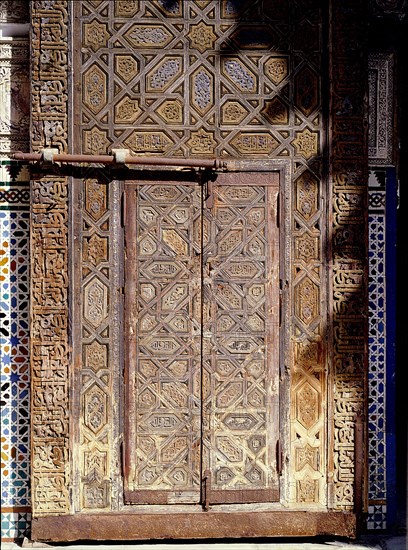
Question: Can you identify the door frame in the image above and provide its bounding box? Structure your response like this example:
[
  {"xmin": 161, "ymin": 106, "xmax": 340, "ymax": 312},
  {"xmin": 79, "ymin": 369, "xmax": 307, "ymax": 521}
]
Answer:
[{"xmin": 31, "ymin": 160, "xmax": 358, "ymax": 541}]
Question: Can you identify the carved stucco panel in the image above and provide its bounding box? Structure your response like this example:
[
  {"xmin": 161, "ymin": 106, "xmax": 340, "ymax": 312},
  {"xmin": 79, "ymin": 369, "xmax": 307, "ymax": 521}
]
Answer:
[
  {"xmin": 30, "ymin": 0, "xmax": 70, "ymax": 517},
  {"xmin": 330, "ymin": 0, "xmax": 368, "ymax": 510}
]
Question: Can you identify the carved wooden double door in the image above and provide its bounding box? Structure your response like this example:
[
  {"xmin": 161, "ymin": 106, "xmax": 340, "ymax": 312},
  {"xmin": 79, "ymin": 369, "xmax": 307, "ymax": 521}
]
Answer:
[{"xmin": 123, "ymin": 171, "xmax": 280, "ymax": 508}]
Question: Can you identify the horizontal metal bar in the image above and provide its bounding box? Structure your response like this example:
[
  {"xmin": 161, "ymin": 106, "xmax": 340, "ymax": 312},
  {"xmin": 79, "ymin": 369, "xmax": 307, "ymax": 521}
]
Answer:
[{"xmin": 11, "ymin": 151, "xmax": 228, "ymax": 170}]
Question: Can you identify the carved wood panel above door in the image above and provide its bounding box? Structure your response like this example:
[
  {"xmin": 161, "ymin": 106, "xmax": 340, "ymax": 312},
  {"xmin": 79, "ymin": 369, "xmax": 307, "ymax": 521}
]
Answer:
[{"xmin": 124, "ymin": 171, "xmax": 280, "ymax": 507}]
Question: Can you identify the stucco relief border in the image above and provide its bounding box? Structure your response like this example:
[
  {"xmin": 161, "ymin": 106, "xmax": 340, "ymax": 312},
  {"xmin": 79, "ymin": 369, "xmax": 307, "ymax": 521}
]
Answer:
[
  {"xmin": 329, "ymin": 0, "xmax": 368, "ymax": 514},
  {"xmin": 30, "ymin": 1, "xmax": 70, "ymax": 516},
  {"xmin": 368, "ymin": 52, "xmax": 394, "ymax": 165}
]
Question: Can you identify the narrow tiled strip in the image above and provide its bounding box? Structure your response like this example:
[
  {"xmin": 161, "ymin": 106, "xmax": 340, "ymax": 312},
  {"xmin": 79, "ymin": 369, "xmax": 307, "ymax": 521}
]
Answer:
[{"xmin": 0, "ymin": 165, "xmax": 31, "ymax": 541}]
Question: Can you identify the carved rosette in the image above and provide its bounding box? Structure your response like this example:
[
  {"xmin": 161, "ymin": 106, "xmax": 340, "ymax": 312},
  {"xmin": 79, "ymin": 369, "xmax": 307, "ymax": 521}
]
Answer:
[{"xmin": 31, "ymin": 1, "xmax": 70, "ymax": 515}]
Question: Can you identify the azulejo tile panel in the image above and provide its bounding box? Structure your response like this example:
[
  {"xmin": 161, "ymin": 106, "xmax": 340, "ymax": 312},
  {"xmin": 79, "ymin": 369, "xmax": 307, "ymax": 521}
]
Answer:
[
  {"xmin": 0, "ymin": 15, "xmax": 31, "ymax": 542},
  {"xmin": 0, "ymin": 510, "xmax": 31, "ymax": 542},
  {"xmin": 366, "ymin": 169, "xmax": 387, "ymax": 531},
  {"xmin": 0, "ymin": 178, "xmax": 30, "ymax": 541}
]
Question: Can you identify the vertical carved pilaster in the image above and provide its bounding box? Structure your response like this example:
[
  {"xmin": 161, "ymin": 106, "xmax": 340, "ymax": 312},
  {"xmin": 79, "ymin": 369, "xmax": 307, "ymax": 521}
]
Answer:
[
  {"xmin": 329, "ymin": 0, "xmax": 368, "ymax": 511},
  {"xmin": 30, "ymin": 1, "xmax": 70, "ymax": 516}
]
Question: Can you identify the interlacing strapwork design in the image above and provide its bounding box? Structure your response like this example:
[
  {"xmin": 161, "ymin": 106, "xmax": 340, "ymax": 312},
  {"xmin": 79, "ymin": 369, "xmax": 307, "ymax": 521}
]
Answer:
[
  {"xmin": 78, "ymin": 0, "xmax": 321, "ymax": 163},
  {"xmin": 124, "ymin": 183, "xmax": 202, "ymax": 502},
  {"xmin": 202, "ymin": 177, "xmax": 279, "ymax": 500},
  {"xmin": 80, "ymin": 178, "xmax": 112, "ymax": 510},
  {"xmin": 77, "ymin": 0, "xmax": 326, "ymax": 508}
]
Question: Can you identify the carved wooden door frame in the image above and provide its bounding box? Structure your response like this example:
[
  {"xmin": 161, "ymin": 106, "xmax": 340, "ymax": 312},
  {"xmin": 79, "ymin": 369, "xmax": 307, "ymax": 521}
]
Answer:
[{"xmin": 30, "ymin": 158, "xmax": 358, "ymax": 540}]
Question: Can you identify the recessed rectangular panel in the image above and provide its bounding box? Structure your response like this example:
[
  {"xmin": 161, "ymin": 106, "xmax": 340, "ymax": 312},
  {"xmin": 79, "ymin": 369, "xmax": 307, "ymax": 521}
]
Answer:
[
  {"xmin": 124, "ymin": 182, "xmax": 202, "ymax": 504},
  {"xmin": 202, "ymin": 172, "xmax": 280, "ymax": 504}
]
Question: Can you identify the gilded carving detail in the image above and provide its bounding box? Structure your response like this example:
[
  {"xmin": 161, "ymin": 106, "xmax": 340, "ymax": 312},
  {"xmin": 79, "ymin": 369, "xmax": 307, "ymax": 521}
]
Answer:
[
  {"xmin": 114, "ymin": 0, "xmax": 139, "ymax": 17},
  {"xmin": 294, "ymin": 233, "xmax": 320, "ymax": 263},
  {"xmin": 292, "ymin": 128, "xmax": 319, "ymax": 159},
  {"xmin": 125, "ymin": 130, "xmax": 173, "ymax": 153},
  {"xmin": 124, "ymin": 24, "xmax": 173, "ymax": 48},
  {"xmin": 83, "ymin": 65, "xmax": 107, "ymax": 115},
  {"xmin": 294, "ymin": 277, "xmax": 319, "ymax": 327},
  {"xmin": 83, "ymin": 127, "xmax": 110, "ymax": 154},
  {"xmin": 84, "ymin": 384, "xmax": 108, "ymax": 434},
  {"xmin": 230, "ymin": 132, "xmax": 279, "ymax": 155},
  {"xmin": 156, "ymin": 99, "xmax": 183, "ymax": 124},
  {"xmin": 85, "ymin": 341, "xmax": 108, "ymax": 372},
  {"xmin": 297, "ymin": 479, "xmax": 319, "ymax": 503},
  {"xmin": 264, "ymin": 57, "xmax": 288, "ymax": 85},
  {"xmin": 115, "ymin": 55, "xmax": 139, "ymax": 84},
  {"xmin": 296, "ymin": 382, "xmax": 319, "ymax": 429},
  {"xmin": 83, "ymin": 482, "xmax": 109, "ymax": 509},
  {"xmin": 84, "ymin": 234, "xmax": 108, "ymax": 265},
  {"xmin": 187, "ymin": 21, "xmax": 217, "ymax": 52},
  {"xmin": 295, "ymin": 171, "xmax": 319, "ymax": 221},
  {"xmin": 295, "ymin": 444, "xmax": 319, "ymax": 471},
  {"xmin": 221, "ymin": 101, "xmax": 248, "ymax": 125},
  {"xmin": 187, "ymin": 128, "xmax": 217, "ymax": 155},
  {"xmin": 84, "ymin": 179, "xmax": 107, "ymax": 221},
  {"xmin": 114, "ymin": 96, "xmax": 141, "ymax": 124},
  {"xmin": 84, "ymin": 20, "xmax": 110, "ymax": 52},
  {"xmin": 83, "ymin": 278, "xmax": 109, "ymax": 327}
]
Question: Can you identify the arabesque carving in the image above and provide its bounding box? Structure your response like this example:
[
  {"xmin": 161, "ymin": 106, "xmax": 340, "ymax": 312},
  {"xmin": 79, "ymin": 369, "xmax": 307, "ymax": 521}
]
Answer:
[
  {"xmin": 28, "ymin": 0, "xmax": 366, "ymax": 526},
  {"xmin": 330, "ymin": 0, "xmax": 368, "ymax": 509},
  {"xmin": 31, "ymin": 1, "xmax": 70, "ymax": 516}
]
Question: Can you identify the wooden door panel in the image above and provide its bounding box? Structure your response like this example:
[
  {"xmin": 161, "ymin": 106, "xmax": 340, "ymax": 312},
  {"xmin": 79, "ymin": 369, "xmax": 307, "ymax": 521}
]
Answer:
[
  {"xmin": 124, "ymin": 172, "xmax": 280, "ymax": 507},
  {"xmin": 124, "ymin": 182, "xmax": 202, "ymax": 504},
  {"xmin": 202, "ymin": 172, "xmax": 280, "ymax": 504}
]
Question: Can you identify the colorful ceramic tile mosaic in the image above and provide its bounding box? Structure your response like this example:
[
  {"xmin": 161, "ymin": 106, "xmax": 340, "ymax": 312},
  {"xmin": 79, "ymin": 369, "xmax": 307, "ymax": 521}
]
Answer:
[
  {"xmin": 1, "ymin": 176, "xmax": 30, "ymax": 542},
  {"xmin": 0, "ymin": 510, "xmax": 31, "ymax": 542},
  {"xmin": 1, "ymin": 27, "xmax": 31, "ymax": 542},
  {"xmin": 367, "ymin": 170, "xmax": 387, "ymax": 531}
]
